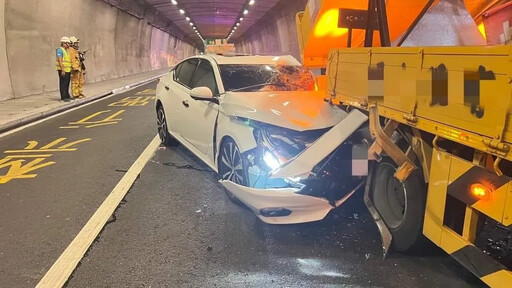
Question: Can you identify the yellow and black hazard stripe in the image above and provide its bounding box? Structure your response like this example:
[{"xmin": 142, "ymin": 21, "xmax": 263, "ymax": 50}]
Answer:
[
  {"xmin": 445, "ymin": 155, "xmax": 511, "ymax": 227},
  {"xmin": 424, "ymin": 149, "xmax": 512, "ymax": 288},
  {"xmin": 440, "ymin": 227, "xmax": 512, "ymax": 288},
  {"xmin": 451, "ymin": 243, "xmax": 511, "ymax": 287}
]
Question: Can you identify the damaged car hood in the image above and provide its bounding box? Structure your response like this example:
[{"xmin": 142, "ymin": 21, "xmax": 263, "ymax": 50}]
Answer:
[{"xmin": 220, "ymin": 91, "xmax": 347, "ymax": 131}]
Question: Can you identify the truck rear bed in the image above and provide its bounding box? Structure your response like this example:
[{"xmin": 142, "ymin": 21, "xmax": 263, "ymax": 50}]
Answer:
[{"xmin": 327, "ymin": 46, "xmax": 512, "ymax": 161}]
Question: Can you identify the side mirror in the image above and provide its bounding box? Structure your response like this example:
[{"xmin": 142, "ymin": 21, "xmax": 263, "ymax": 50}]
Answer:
[{"xmin": 190, "ymin": 87, "xmax": 218, "ymax": 103}]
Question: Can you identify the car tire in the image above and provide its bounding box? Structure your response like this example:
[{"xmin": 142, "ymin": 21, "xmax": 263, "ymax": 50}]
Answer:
[
  {"xmin": 370, "ymin": 158, "xmax": 427, "ymax": 253},
  {"xmin": 218, "ymin": 138, "xmax": 248, "ymax": 205},
  {"xmin": 157, "ymin": 105, "xmax": 178, "ymax": 146}
]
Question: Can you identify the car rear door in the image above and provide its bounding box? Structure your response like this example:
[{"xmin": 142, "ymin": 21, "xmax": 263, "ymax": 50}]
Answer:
[
  {"xmin": 178, "ymin": 59, "xmax": 220, "ymax": 158},
  {"xmin": 164, "ymin": 58, "xmax": 199, "ymax": 137}
]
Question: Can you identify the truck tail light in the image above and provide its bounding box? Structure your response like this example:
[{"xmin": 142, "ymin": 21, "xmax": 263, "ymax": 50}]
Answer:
[{"xmin": 471, "ymin": 183, "xmax": 492, "ymax": 199}]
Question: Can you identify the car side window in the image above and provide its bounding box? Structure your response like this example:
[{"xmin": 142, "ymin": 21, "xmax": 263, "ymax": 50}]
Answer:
[
  {"xmin": 173, "ymin": 63, "xmax": 182, "ymax": 81},
  {"xmin": 175, "ymin": 58, "xmax": 199, "ymax": 88},
  {"xmin": 191, "ymin": 60, "xmax": 218, "ymax": 95}
]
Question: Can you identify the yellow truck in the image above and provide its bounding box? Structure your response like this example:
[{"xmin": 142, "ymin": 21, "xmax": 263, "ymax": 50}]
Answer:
[{"xmin": 297, "ymin": 0, "xmax": 512, "ymax": 286}]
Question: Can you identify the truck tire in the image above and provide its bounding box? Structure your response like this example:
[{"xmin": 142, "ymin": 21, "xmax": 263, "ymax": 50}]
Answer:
[{"xmin": 370, "ymin": 158, "xmax": 427, "ymax": 252}]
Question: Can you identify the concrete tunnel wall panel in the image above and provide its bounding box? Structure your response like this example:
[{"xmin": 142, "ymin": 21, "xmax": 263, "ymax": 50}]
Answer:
[
  {"xmin": 138, "ymin": 23, "xmax": 153, "ymax": 73},
  {"xmin": 150, "ymin": 28, "xmax": 169, "ymax": 70},
  {"xmin": 1, "ymin": 0, "xmax": 197, "ymax": 100},
  {"xmin": 235, "ymin": 0, "xmax": 307, "ymax": 61},
  {"xmin": 0, "ymin": 0, "xmax": 13, "ymax": 101},
  {"xmin": 84, "ymin": 1, "xmax": 119, "ymax": 83},
  {"xmin": 115, "ymin": 11, "xmax": 147, "ymax": 78}
]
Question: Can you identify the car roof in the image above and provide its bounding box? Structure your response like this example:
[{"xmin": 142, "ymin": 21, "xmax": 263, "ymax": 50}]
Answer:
[{"xmin": 195, "ymin": 54, "xmax": 302, "ymax": 66}]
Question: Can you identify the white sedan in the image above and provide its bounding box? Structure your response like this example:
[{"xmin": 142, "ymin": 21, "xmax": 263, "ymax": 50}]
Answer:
[{"xmin": 155, "ymin": 54, "xmax": 369, "ymax": 224}]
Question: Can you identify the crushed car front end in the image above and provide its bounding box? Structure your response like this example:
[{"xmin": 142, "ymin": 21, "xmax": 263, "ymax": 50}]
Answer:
[{"xmin": 220, "ymin": 109, "xmax": 370, "ymax": 224}]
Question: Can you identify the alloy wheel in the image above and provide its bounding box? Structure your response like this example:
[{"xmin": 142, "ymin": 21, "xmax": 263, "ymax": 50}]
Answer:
[
  {"xmin": 219, "ymin": 141, "xmax": 245, "ymax": 185},
  {"xmin": 157, "ymin": 108, "xmax": 167, "ymax": 142}
]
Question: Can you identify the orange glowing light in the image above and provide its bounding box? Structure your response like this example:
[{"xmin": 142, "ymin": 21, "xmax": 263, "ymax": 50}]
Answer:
[
  {"xmin": 313, "ymin": 9, "xmax": 348, "ymax": 37},
  {"xmin": 471, "ymin": 183, "xmax": 491, "ymax": 199},
  {"xmin": 477, "ymin": 22, "xmax": 486, "ymax": 40}
]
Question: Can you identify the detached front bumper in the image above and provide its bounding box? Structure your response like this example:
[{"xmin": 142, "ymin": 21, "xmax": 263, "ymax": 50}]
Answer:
[{"xmin": 220, "ymin": 180, "xmax": 334, "ymax": 224}]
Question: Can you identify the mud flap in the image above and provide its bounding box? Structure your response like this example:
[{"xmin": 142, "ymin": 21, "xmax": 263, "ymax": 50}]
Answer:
[{"xmin": 269, "ymin": 109, "xmax": 369, "ymax": 179}]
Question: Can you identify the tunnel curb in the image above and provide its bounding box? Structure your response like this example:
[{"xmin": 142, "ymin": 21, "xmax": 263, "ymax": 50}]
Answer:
[{"xmin": 0, "ymin": 73, "xmax": 165, "ymax": 134}]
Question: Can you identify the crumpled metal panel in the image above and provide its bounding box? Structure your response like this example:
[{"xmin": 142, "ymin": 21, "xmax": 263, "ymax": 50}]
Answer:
[{"xmin": 401, "ymin": 0, "xmax": 486, "ymax": 46}]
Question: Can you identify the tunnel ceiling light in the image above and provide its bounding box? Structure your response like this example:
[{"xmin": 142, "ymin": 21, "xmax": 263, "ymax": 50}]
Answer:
[
  {"xmin": 243, "ymin": 9, "xmax": 248, "ymax": 15},
  {"xmin": 190, "ymin": 22, "xmax": 194, "ymax": 26},
  {"xmin": 236, "ymin": 23, "xmax": 240, "ymax": 26},
  {"xmin": 179, "ymin": 9, "xmax": 185, "ymax": 14},
  {"xmin": 234, "ymin": 27, "xmax": 237, "ymax": 30},
  {"xmin": 186, "ymin": 17, "xmax": 190, "ymax": 21},
  {"xmin": 171, "ymin": 0, "xmax": 178, "ymax": 5},
  {"xmin": 249, "ymin": 0, "xmax": 255, "ymax": 5},
  {"xmin": 239, "ymin": 17, "xmax": 244, "ymax": 21}
]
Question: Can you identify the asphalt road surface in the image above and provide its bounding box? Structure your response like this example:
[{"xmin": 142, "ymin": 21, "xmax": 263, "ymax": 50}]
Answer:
[
  {"xmin": 66, "ymin": 145, "xmax": 484, "ymax": 288},
  {"xmin": 0, "ymin": 81, "xmax": 485, "ymax": 287},
  {"xmin": 0, "ymin": 82, "xmax": 158, "ymax": 287}
]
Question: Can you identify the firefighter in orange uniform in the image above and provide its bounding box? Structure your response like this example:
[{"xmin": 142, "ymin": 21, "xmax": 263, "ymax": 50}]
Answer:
[{"xmin": 69, "ymin": 36, "xmax": 85, "ymax": 99}]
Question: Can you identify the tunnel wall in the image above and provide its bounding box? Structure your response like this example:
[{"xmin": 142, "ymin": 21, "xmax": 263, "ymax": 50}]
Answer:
[
  {"xmin": 0, "ymin": 0, "xmax": 13, "ymax": 100},
  {"xmin": 0, "ymin": 0, "xmax": 197, "ymax": 101},
  {"xmin": 234, "ymin": 0, "xmax": 307, "ymax": 61}
]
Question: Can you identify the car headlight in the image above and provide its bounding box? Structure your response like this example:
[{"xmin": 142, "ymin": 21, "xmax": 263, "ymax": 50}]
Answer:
[
  {"xmin": 263, "ymin": 151, "xmax": 281, "ymax": 170},
  {"xmin": 236, "ymin": 117, "xmax": 328, "ymax": 171}
]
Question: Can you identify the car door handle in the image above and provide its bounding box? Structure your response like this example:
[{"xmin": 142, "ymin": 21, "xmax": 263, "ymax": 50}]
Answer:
[
  {"xmin": 165, "ymin": 85, "xmax": 170, "ymax": 90},
  {"xmin": 182, "ymin": 100, "xmax": 189, "ymax": 108}
]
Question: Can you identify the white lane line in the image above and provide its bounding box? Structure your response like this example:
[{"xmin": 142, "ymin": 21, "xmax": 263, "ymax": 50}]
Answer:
[
  {"xmin": 0, "ymin": 78, "xmax": 161, "ymax": 139},
  {"xmin": 36, "ymin": 134, "xmax": 161, "ymax": 288}
]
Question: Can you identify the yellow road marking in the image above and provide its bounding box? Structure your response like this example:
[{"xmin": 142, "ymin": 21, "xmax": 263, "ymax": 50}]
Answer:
[
  {"xmin": 36, "ymin": 135, "xmax": 161, "ymax": 288},
  {"xmin": 25, "ymin": 141, "xmax": 38, "ymax": 149},
  {"xmin": 108, "ymin": 96, "xmax": 155, "ymax": 107},
  {"xmin": 3, "ymin": 154, "xmax": 53, "ymax": 158},
  {"xmin": 85, "ymin": 122, "xmax": 117, "ymax": 128},
  {"xmin": 63, "ymin": 110, "xmax": 125, "ymax": 129},
  {"xmin": 0, "ymin": 158, "xmax": 56, "ymax": 184},
  {"xmin": 40, "ymin": 138, "xmax": 67, "ymax": 149},
  {"xmin": 0, "ymin": 138, "xmax": 91, "ymax": 184},
  {"xmin": 4, "ymin": 149, "xmax": 76, "ymax": 153},
  {"xmin": 59, "ymin": 138, "xmax": 92, "ymax": 149},
  {"xmin": 0, "ymin": 75, "xmax": 163, "ymax": 139}
]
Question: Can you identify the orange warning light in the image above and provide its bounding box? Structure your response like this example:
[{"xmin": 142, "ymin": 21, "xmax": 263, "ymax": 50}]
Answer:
[
  {"xmin": 471, "ymin": 183, "xmax": 492, "ymax": 199},
  {"xmin": 477, "ymin": 23, "xmax": 486, "ymax": 40},
  {"xmin": 313, "ymin": 9, "xmax": 348, "ymax": 38}
]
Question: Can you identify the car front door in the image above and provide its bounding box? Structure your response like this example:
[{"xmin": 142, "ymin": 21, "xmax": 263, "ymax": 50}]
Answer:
[{"xmin": 179, "ymin": 59, "xmax": 220, "ymax": 159}]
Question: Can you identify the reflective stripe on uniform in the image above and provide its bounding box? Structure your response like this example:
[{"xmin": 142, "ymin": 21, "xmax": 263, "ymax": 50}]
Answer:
[{"xmin": 56, "ymin": 47, "xmax": 71, "ymax": 72}]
